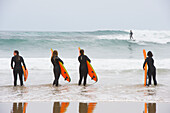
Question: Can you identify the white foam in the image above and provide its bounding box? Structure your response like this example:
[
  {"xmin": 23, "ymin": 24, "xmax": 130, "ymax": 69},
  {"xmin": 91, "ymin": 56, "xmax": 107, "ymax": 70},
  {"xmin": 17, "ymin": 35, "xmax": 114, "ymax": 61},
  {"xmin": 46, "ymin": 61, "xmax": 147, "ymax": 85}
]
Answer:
[
  {"xmin": 97, "ymin": 30, "xmax": 170, "ymax": 44},
  {"xmin": 1, "ymin": 58, "xmax": 170, "ymax": 71}
]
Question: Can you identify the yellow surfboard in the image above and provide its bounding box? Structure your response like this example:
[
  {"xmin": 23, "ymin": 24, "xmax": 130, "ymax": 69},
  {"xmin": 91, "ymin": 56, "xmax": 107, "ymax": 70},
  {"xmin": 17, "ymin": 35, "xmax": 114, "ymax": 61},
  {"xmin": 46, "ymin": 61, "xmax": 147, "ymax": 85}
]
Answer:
[{"xmin": 143, "ymin": 49, "xmax": 147, "ymax": 86}]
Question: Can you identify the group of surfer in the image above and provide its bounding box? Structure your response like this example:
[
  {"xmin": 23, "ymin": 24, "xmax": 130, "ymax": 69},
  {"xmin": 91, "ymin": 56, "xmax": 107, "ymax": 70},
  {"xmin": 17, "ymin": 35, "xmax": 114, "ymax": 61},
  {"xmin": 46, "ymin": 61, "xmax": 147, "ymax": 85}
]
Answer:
[
  {"xmin": 11, "ymin": 49, "xmax": 157, "ymax": 87},
  {"xmin": 11, "ymin": 49, "xmax": 91, "ymax": 87}
]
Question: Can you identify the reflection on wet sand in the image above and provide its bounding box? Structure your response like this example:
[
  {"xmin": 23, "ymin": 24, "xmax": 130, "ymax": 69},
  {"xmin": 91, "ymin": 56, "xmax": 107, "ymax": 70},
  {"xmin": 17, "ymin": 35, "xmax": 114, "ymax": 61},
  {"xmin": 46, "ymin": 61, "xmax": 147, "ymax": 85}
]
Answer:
[
  {"xmin": 11, "ymin": 103, "xmax": 27, "ymax": 113},
  {"xmin": 79, "ymin": 103, "xmax": 97, "ymax": 113},
  {"xmin": 144, "ymin": 103, "xmax": 156, "ymax": 113},
  {"xmin": 148, "ymin": 103, "xmax": 156, "ymax": 113},
  {"xmin": 53, "ymin": 102, "xmax": 69, "ymax": 113}
]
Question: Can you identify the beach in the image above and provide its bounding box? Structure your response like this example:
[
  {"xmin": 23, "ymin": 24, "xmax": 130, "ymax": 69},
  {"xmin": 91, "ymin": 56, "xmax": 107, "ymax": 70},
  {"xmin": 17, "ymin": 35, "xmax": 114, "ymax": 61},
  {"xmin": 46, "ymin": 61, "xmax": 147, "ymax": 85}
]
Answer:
[{"xmin": 0, "ymin": 30, "xmax": 170, "ymax": 112}]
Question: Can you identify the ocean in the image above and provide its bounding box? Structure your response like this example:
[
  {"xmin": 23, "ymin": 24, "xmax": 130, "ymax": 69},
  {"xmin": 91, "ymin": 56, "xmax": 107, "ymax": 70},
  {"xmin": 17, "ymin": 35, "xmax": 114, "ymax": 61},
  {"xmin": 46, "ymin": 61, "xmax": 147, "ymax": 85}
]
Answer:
[{"xmin": 0, "ymin": 30, "xmax": 170, "ymax": 103}]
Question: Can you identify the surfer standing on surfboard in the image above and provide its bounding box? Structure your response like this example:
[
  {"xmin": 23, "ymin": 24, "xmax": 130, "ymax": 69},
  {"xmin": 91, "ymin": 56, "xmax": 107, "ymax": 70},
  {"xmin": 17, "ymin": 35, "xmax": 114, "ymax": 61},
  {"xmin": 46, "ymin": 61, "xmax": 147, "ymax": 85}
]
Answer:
[
  {"xmin": 11, "ymin": 50, "xmax": 27, "ymax": 86},
  {"xmin": 78, "ymin": 49, "xmax": 91, "ymax": 86},
  {"xmin": 51, "ymin": 50, "xmax": 64, "ymax": 86},
  {"xmin": 143, "ymin": 51, "xmax": 157, "ymax": 86},
  {"xmin": 130, "ymin": 30, "xmax": 134, "ymax": 40}
]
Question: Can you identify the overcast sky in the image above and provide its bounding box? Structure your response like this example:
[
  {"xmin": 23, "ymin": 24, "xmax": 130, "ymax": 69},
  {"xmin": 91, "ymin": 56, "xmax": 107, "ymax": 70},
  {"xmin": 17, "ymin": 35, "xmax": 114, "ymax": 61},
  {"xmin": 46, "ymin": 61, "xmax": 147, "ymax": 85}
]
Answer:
[{"xmin": 0, "ymin": 0, "xmax": 170, "ymax": 31}]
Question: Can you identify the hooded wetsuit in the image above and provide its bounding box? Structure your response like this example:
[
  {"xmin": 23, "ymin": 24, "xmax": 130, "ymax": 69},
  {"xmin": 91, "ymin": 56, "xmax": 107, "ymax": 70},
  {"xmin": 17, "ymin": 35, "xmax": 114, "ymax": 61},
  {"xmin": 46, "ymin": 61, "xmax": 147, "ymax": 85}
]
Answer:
[
  {"xmin": 51, "ymin": 56, "xmax": 63, "ymax": 86},
  {"xmin": 143, "ymin": 57, "xmax": 157, "ymax": 85},
  {"xmin": 78, "ymin": 55, "xmax": 91, "ymax": 86},
  {"xmin": 11, "ymin": 55, "xmax": 26, "ymax": 86}
]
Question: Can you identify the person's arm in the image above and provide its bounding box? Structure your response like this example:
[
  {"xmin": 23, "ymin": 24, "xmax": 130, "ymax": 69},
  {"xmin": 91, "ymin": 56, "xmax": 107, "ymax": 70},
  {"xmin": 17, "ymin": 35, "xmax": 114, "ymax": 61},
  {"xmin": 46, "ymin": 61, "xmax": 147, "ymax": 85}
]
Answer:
[
  {"xmin": 143, "ymin": 58, "xmax": 148, "ymax": 70},
  {"xmin": 11, "ymin": 57, "xmax": 14, "ymax": 69},
  {"xmin": 51, "ymin": 57, "xmax": 55, "ymax": 65},
  {"xmin": 21, "ymin": 57, "xmax": 27, "ymax": 69},
  {"xmin": 58, "ymin": 58, "xmax": 64, "ymax": 64},
  {"xmin": 78, "ymin": 56, "xmax": 81, "ymax": 63},
  {"xmin": 86, "ymin": 55, "xmax": 91, "ymax": 63}
]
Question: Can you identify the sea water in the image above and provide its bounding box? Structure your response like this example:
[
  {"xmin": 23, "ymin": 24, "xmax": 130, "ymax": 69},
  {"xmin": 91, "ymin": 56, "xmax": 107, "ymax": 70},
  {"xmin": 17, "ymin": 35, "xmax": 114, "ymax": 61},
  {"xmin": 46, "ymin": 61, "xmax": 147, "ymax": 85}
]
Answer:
[{"xmin": 0, "ymin": 30, "xmax": 170, "ymax": 102}]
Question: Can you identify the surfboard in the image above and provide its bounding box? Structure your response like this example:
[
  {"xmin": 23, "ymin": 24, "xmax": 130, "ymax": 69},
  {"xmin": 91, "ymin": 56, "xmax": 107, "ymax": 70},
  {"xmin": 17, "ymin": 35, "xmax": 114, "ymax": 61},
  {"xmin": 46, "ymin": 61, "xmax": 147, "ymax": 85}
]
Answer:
[
  {"xmin": 23, "ymin": 103, "xmax": 28, "ymax": 113},
  {"xmin": 22, "ymin": 66, "xmax": 28, "ymax": 82},
  {"xmin": 87, "ymin": 103, "xmax": 97, "ymax": 113},
  {"xmin": 60, "ymin": 102, "xmax": 69, "ymax": 113},
  {"xmin": 51, "ymin": 49, "xmax": 71, "ymax": 82},
  {"xmin": 143, "ymin": 49, "xmax": 147, "ymax": 86},
  {"xmin": 144, "ymin": 103, "xmax": 148, "ymax": 113},
  {"xmin": 78, "ymin": 47, "xmax": 98, "ymax": 82}
]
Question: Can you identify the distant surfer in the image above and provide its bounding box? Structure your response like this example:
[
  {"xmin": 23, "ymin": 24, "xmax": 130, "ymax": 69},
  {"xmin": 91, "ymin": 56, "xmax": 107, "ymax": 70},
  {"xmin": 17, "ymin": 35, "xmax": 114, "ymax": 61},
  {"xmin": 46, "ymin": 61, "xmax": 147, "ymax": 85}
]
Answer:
[
  {"xmin": 143, "ymin": 51, "xmax": 157, "ymax": 86},
  {"xmin": 51, "ymin": 50, "xmax": 64, "ymax": 86},
  {"xmin": 11, "ymin": 50, "xmax": 27, "ymax": 86},
  {"xmin": 78, "ymin": 49, "xmax": 91, "ymax": 86},
  {"xmin": 130, "ymin": 30, "xmax": 134, "ymax": 40}
]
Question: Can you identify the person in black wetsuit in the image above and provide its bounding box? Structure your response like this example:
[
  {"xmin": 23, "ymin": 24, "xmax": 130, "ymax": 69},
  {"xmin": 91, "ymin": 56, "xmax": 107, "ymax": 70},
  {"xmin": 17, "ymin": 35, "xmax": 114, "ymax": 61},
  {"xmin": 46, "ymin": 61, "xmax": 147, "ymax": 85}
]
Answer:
[
  {"xmin": 11, "ymin": 50, "xmax": 26, "ymax": 86},
  {"xmin": 130, "ymin": 30, "xmax": 134, "ymax": 40},
  {"xmin": 143, "ymin": 51, "xmax": 157, "ymax": 86},
  {"xmin": 78, "ymin": 49, "xmax": 91, "ymax": 86},
  {"xmin": 51, "ymin": 50, "xmax": 63, "ymax": 86}
]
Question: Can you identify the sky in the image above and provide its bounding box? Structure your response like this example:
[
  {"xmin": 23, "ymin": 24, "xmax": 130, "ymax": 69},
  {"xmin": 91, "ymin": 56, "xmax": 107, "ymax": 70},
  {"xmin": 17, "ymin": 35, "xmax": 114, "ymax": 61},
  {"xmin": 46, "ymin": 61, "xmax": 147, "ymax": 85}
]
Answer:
[{"xmin": 0, "ymin": 0, "xmax": 170, "ymax": 31}]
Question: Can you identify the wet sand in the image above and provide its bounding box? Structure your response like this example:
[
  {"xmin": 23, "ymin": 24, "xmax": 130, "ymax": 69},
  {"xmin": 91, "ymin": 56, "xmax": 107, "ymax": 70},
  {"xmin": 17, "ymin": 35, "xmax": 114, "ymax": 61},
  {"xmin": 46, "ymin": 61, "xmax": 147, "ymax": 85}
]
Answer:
[{"xmin": 0, "ymin": 102, "xmax": 170, "ymax": 113}]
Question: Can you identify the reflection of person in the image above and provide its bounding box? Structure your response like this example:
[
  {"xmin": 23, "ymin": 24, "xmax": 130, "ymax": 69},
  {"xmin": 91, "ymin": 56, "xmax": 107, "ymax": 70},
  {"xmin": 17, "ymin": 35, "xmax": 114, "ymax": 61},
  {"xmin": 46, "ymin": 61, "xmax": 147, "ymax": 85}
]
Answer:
[
  {"xmin": 78, "ymin": 49, "xmax": 91, "ymax": 86},
  {"xmin": 143, "ymin": 51, "xmax": 157, "ymax": 86},
  {"xmin": 130, "ymin": 30, "xmax": 134, "ymax": 40},
  {"xmin": 79, "ymin": 103, "xmax": 88, "ymax": 113},
  {"xmin": 53, "ymin": 102, "xmax": 61, "ymax": 113},
  {"xmin": 148, "ymin": 103, "xmax": 156, "ymax": 113},
  {"xmin": 11, "ymin": 50, "xmax": 27, "ymax": 86},
  {"xmin": 12, "ymin": 103, "xmax": 23, "ymax": 113},
  {"xmin": 51, "ymin": 50, "xmax": 64, "ymax": 86}
]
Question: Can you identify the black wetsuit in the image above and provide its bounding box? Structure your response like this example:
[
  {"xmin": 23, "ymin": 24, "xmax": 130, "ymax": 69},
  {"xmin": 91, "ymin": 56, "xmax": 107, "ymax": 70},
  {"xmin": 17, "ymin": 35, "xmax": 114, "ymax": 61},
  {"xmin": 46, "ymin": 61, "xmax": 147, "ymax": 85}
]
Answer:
[
  {"xmin": 51, "ymin": 56, "xmax": 63, "ymax": 86},
  {"xmin": 11, "ymin": 55, "xmax": 26, "ymax": 86},
  {"xmin": 130, "ymin": 31, "xmax": 133, "ymax": 39},
  {"xmin": 13, "ymin": 103, "xmax": 24, "ymax": 113},
  {"xmin": 78, "ymin": 55, "xmax": 91, "ymax": 86},
  {"xmin": 79, "ymin": 103, "xmax": 88, "ymax": 113},
  {"xmin": 143, "ymin": 57, "xmax": 157, "ymax": 85}
]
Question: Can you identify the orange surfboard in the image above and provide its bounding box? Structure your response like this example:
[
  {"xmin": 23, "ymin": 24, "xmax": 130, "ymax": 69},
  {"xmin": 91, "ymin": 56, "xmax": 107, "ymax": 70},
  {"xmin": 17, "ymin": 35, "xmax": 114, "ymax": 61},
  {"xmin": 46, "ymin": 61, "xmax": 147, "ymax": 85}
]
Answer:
[
  {"xmin": 87, "ymin": 103, "xmax": 97, "ymax": 113},
  {"xmin": 78, "ymin": 47, "xmax": 98, "ymax": 82},
  {"xmin": 23, "ymin": 103, "xmax": 28, "ymax": 113},
  {"xmin": 60, "ymin": 102, "xmax": 69, "ymax": 113},
  {"xmin": 144, "ymin": 103, "xmax": 147, "ymax": 113},
  {"xmin": 143, "ymin": 49, "xmax": 147, "ymax": 86},
  {"xmin": 51, "ymin": 49, "xmax": 71, "ymax": 82},
  {"xmin": 22, "ymin": 66, "xmax": 28, "ymax": 82}
]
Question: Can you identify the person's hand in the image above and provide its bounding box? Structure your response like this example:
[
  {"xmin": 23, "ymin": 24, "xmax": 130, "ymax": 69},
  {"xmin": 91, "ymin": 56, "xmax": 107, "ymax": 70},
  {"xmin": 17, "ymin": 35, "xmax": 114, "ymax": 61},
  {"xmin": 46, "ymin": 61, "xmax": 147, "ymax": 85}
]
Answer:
[
  {"xmin": 143, "ymin": 68, "xmax": 145, "ymax": 70},
  {"xmin": 11, "ymin": 67, "xmax": 13, "ymax": 69}
]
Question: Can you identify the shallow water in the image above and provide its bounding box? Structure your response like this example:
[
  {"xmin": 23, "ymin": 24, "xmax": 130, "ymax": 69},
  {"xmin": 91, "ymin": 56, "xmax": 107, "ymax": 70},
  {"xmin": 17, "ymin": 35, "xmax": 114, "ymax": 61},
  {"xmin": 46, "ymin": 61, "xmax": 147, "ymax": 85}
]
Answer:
[
  {"xmin": 0, "ymin": 67, "xmax": 170, "ymax": 102},
  {"xmin": 0, "ymin": 102, "xmax": 170, "ymax": 113}
]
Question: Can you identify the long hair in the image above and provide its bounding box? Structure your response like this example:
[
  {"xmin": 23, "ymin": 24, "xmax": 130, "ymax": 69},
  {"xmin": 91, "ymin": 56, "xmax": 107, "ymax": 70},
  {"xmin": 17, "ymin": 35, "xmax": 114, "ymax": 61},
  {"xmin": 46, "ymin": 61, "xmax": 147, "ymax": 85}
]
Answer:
[
  {"xmin": 147, "ymin": 51, "xmax": 153, "ymax": 57},
  {"xmin": 14, "ymin": 50, "xmax": 20, "ymax": 61},
  {"xmin": 51, "ymin": 50, "xmax": 58, "ymax": 61}
]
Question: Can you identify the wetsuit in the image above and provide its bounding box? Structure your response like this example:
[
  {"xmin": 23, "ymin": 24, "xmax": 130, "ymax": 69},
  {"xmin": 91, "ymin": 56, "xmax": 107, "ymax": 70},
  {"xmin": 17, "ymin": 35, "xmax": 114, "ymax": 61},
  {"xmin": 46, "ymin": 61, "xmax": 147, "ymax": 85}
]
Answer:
[
  {"xmin": 78, "ymin": 55, "xmax": 91, "ymax": 86},
  {"xmin": 11, "ymin": 55, "xmax": 26, "ymax": 86},
  {"xmin": 130, "ymin": 31, "xmax": 133, "ymax": 39},
  {"xmin": 79, "ymin": 103, "xmax": 88, "ymax": 113},
  {"xmin": 143, "ymin": 57, "xmax": 157, "ymax": 85},
  {"xmin": 51, "ymin": 56, "xmax": 63, "ymax": 86},
  {"xmin": 53, "ymin": 102, "xmax": 60, "ymax": 113},
  {"xmin": 148, "ymin": 103, "xmax": 156, "ymax": 113},
  {"xmin": 13, "ymin": 103, "xmax": 23, "ymax": 113}
]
